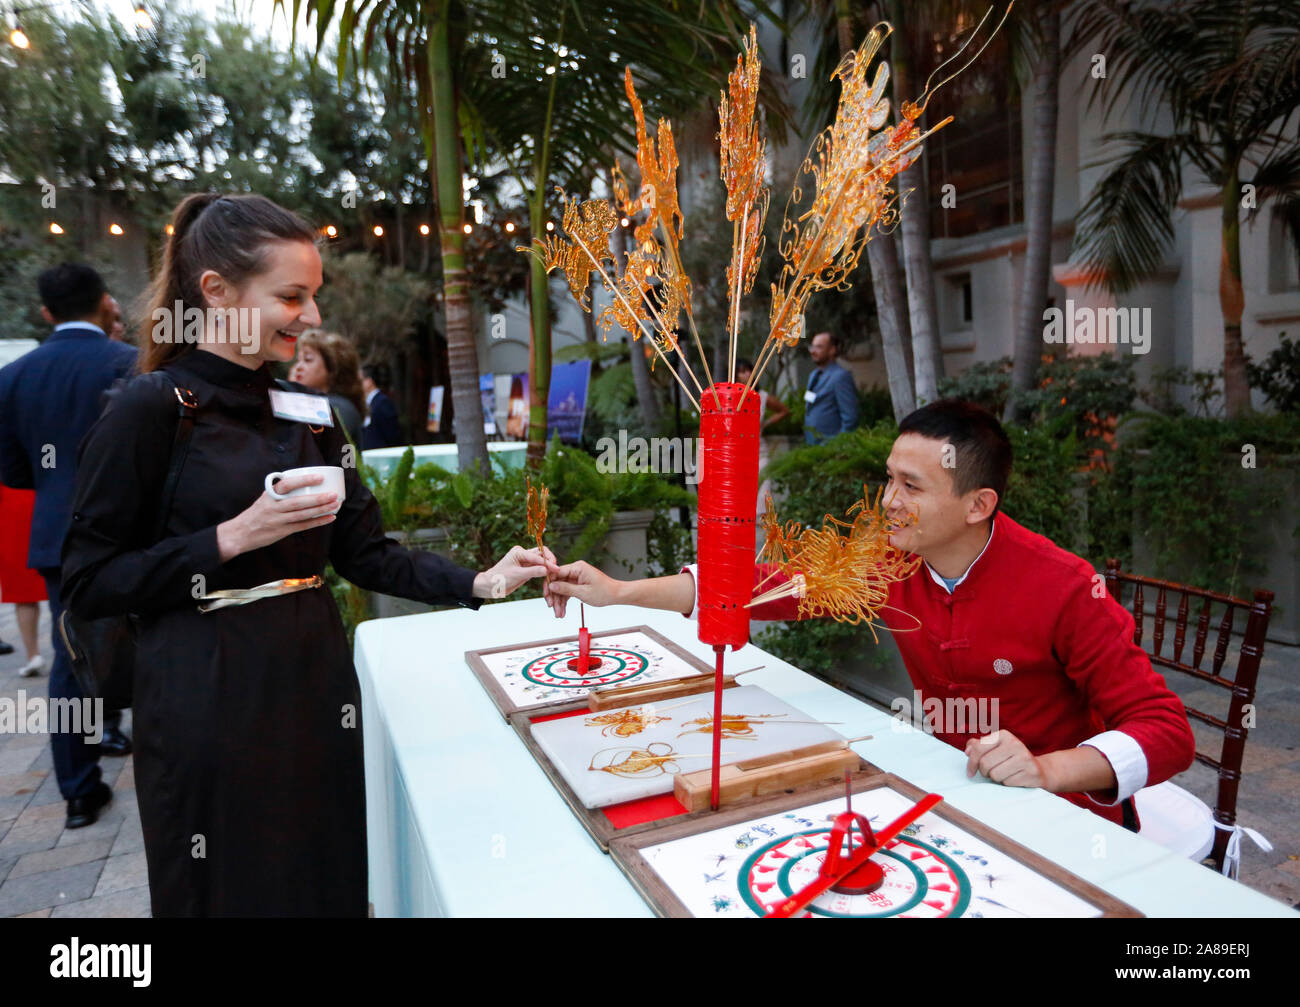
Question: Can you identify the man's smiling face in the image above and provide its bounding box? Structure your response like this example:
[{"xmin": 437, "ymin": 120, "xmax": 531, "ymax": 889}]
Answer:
[{"xmin": 884, "ymin": 433, "xmax": 980, "ymax": 559}]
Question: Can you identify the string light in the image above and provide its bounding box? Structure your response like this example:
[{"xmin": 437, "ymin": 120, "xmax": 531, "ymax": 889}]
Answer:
[
  {"xmin": 324, "ymin": 224, "xmax": 337, "ymax": 237},
  {"xmin": 419, "ymin": 223, "xmax": 430, "ymax": 235},
  {"xmin": 372, "ymin": 225, "xmax": 383, "ymax": 237},
  {"xmin": 49, "ymin": 222, "xmax": 63, "ymax": 235},
  {"xmin": 463, "ymin": 223, "xmax": 472, "ymax": 234},
  {"xmin": 9, "ymin": 27, "xmax": 29, "ymax": 49},
  {"xmin": 108, "ymin": 223, "xmax": 124, "ymax": 235},
  {"xmin": 504, "ymin": 221, "xmax": 515, "ymax": 233},
  {"xmin": 133, "ymin": 5, "xmax": 152, "ymax": 30},
  {"xmin": 546, "ymin": 221, "xmax": 555, "ymax": 232},
  {"xmin": 164, "ymin": 223, "xmax": 174, "ymax": 235}
]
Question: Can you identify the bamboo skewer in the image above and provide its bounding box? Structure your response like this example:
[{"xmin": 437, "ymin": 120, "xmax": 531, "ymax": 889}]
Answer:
[
  {"xmin": 739, "ymin": 122, "xmax": 951, "ymax": 407},
  {"xmin": 567, "ymin": 230, "xmax": 701, "ymax": 409},
  {"xmin": 729, "ymin": 206, "xmax": 749, "ymax": 383},
  {"xmin": 655, "ymin": 214, "xmax": 720, "ymax": 408}
]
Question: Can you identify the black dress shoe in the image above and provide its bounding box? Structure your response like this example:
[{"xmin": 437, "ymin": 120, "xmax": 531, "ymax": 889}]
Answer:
[
  {"xmin": 0, "ymin": 638, "xmax": 14, "ymax": 655},
  {"xmin": 66, "ymin": 782, "xmax": 113, "ymax": 829},
  {"xmin": 97, "ymin": 726, "xmax": 133, "ymax": 757}
]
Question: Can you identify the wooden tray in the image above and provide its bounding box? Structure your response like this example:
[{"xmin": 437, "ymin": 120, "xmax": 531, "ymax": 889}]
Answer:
[
  {"xmin": 466, "ymin": 624, "xmax": 714, "ymax": 719},
  {"xmin": 609, "ymin": 774, "xmax": 1143, "ymax": 918},
  {"xmin": 510, "ymin": 704, "xmax": 879, "ymax": 850}
]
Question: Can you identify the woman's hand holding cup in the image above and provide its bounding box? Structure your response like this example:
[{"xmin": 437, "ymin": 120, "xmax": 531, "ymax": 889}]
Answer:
[{"xmin": 217, "ymin": 469, "xmax": 342, "ymax": 562}]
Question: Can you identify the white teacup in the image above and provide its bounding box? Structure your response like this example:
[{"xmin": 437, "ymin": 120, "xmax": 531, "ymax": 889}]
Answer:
[{"xmin": 264, "ymin": 465, "xmax": 345, "ymax": 514}]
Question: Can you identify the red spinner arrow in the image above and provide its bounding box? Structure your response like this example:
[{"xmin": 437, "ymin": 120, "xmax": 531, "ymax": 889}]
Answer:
[{"xmin": 762, "ymin": 792, "xmax": 943, "ymax": 919}]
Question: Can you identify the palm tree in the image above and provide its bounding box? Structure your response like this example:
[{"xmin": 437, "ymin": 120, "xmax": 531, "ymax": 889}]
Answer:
[
  {"xmin": 1070, "ymin": 0, "xmax": 1300, "ymax": 418},
  {"xmin": 463, "ymin": 3, "xmax": 788, "ymax": 463},
  {"xmin": 889, "ymin": 0, "xmax": 943, "ymax": 406},
  {"xmin": 285, "ymin": 0, "xmax": 492, "ymax": 472},
  {"xmin": 288, "ymin": 1, "xmax": 786, "ymax": 467},
  {"xmin": 1006, "ymin": 0, "xmax": 1062, "ymax": 424}
]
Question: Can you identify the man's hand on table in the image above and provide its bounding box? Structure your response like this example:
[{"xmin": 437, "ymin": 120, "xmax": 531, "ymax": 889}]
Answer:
[
  {"xmin": 473, "ymin": 545, "xmax": 559, "ymax": 599},
  {"xmin": 964, "ymin": 730, "xmax": 1048, "ymax": 788},
  {"xmin": 965, "ymin": 729, "xmax": 1119, "ymax": 797}
]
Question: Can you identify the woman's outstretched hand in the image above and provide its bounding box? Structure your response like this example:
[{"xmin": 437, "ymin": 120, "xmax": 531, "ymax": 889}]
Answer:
[{"xmin": 473, "ymin": 545, "xmax": 559, "ymax": 600}]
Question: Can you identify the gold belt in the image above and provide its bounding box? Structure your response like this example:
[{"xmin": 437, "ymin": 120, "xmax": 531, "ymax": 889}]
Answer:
[{"xmin": 197, "ymin": 576, "xmax": 324, "ymax": 613}]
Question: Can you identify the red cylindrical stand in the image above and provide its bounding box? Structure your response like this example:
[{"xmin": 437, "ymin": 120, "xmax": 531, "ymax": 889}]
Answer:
[
  {"xmin": 697, "ymin": 382, "xmax": 761, "ymax": 649},
  {"xmin": 696, "ymin": 382, "xmax": 761, "ymax": 809}
]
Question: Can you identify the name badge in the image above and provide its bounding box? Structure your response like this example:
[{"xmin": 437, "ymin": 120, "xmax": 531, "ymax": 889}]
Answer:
[
  {"xmin": 804, "ymin": 390, "xmax": 818, "ymax": 404},
  {"xmin": 269, "ymin": 389, "xmax": 334, "ymax": 427}
]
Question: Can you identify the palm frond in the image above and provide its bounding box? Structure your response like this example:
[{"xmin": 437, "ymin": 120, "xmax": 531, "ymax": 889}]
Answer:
[
  {"xmin": 1245, "ymin": 143, "xmax": 1300, "ymax": 226},
  {"xmin": 1072, "ymin": 130, "xmax": 1191, "ymax": 294}
]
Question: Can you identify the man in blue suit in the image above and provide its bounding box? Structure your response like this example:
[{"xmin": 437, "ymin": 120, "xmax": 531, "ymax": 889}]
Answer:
[
  {"xmin": 361, "ymin": 362, "xmax": 403, "ymax": 450},
  {"xmin": 804, "ymin": 331, "xmax": 860, "ymax": 444},
  {"xmin": 0, "ymin": 263, "xmax": 136, "ymax": 828}
]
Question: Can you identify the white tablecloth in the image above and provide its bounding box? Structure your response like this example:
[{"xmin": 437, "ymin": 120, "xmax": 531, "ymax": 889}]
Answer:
[{"xmin": 355, "ymin": 598, "xmax": 1296, "ymax": 918}]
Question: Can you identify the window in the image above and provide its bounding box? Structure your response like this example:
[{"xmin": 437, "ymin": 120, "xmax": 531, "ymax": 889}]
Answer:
[{"xmin": 921, "ymin": 27, "xmax": 1023, "ymax": 239}]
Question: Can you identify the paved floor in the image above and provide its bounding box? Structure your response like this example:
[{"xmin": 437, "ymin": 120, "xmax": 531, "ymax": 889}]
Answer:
[
  {"xmin": 0, "ymin": 602, "xmax": 146, "ymax": 917},
  {"xmin": 2, "ymin": 599, "xmax": 1296, "ymax": 917}
]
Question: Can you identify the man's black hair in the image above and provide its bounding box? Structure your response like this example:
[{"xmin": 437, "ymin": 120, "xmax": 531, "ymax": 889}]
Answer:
[
  {"xmin": 37, "ymin": 262, "xmax": 107, "ymax": 323},
  {"xmin": 897, "ymin": 398, "xmax": 1013, "ymax": 513},
  {"xmin": 362, "ymin": 361, "xmax": 390, "ymax": 389}
]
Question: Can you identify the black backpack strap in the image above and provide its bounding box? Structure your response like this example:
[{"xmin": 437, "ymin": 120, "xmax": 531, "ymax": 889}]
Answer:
[{"xmin": 152, "ymin": 384, "xmax": 198, "ymax": 543}]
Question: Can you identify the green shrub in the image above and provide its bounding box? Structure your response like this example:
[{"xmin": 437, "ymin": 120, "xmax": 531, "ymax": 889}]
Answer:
[
  {"xmin": 337, "ymin": 439, "xmax": 696, "ymax": 639},
  {"xmin": 1107, "ymin": 412, "xmax": 1298, "ymax": 596},
  {"xmin": 937, "ymin": 357, "xmax": 1013, "ymax": 415},
  {"xmin": 1245, "ymin": 333, "xmax": 1300, "ymax": 414},
  {"xmin": 1001, "ymin": 419, "xmax": 1082, "ymax": 548}
]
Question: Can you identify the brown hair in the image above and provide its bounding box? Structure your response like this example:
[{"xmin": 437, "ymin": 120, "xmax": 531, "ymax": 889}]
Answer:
[
  {"xmin": 138, "ymin": 193, "xmax": 318, "ymax": 373},
  {"xmin": 297, "ymin": 329, "xmax": 367, "ymax": 418}
]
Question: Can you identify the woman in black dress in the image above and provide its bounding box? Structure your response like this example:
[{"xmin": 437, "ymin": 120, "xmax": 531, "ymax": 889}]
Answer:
[{"xmin": 61, "ymin": 193, "xmax": 552, "ymax": 916}]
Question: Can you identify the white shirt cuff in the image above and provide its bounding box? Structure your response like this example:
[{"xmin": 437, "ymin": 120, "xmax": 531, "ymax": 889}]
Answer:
[
  {"xmin": 681, "ymin": 564, "xmax": 699, "ymax": 621},
  {"xmin": 1080, "ymin": 730, "xmax": 1148, "ymax": 805}
]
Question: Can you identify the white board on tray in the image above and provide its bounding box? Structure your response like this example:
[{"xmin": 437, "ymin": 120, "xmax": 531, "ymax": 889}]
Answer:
[{"xmin": 530, "ymin": 685, "xmax": 844, "ymax": 809}]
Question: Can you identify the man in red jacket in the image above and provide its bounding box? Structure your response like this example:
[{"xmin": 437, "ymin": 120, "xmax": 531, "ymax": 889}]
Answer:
[{"xmin": 544, "ymin": 399, "xmax": 1195, "ymax": 828}]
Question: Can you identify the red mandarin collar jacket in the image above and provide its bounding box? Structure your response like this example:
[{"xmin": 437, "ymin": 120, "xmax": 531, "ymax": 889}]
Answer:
[{"xmin": 729, "ymin": 512, "xmax": 1195, "ymax": 826}]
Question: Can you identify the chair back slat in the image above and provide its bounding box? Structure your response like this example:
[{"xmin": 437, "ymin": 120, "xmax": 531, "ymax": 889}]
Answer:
[
  {"xmin": 1153, "ymin": 586, "xmax": 1167, "ymax": 657},
  {"xmin": 1103, "ymin": 559, "xmax": 1273, "ymax": 874},
  {"xmin": 1192, "ymin": 596, "xmax": 1212, "ymax": 669},
  {"xmin": 1133, "ymin": 583, "xmax": 1144, "ymax": 646},
  {"xmin": 1173, "ymin": 593, "xmax": 1189, "ymax": 664},
  {"xmin": 1212, "ymin": 606, "xmax": 1234, "ymax": 677}
]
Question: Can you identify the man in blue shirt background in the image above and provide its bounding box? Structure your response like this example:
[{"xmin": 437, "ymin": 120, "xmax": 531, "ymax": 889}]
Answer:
[
  {"xmin": 0, "ymin": 263, "xmax": 136, "ymax": 828},
  {"xmin": 803, "ymin": 330, "xmax": 859, "ymax": 444}
]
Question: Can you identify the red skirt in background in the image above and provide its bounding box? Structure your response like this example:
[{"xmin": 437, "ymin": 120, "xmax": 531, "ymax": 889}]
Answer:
[{"xmin": 0, "ymin": 485, "xmax": 46, "ymax": 603}]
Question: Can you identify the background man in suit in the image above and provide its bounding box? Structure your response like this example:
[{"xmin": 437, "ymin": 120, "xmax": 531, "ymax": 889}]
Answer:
[
  {"xmin": 361, "ymin": 362, "xmax": 403, "ymax": 449},
  {"xmin": 0, "ymin": 263, "xmax": 136, "ymax": 828},
  {"xmin": 804, "ymin": 330, "xmax": 859, "ymax": 444}
]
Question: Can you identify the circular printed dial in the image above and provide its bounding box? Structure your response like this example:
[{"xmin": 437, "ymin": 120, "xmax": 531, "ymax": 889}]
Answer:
[
  {"xmin": 519, "ymin": 647, "xmax": 650, "ymax": 689},
  {"xmin": 738, "ymin": 829, "xmax": 971, "ymax": 918}
]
